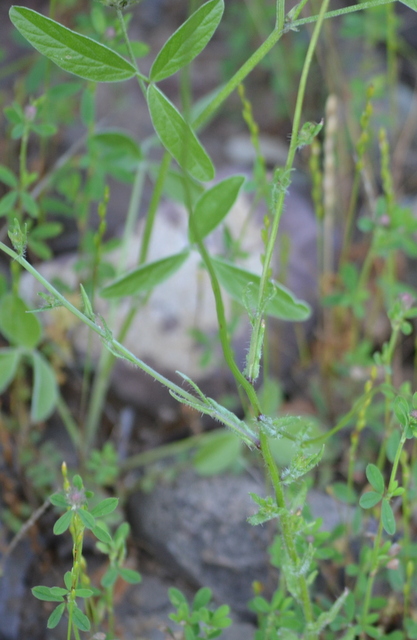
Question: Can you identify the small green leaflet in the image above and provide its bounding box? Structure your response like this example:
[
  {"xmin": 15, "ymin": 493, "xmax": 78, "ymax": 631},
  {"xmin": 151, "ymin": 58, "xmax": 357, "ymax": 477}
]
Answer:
[
  {"xmin": 0, "ymin": 293, "xmax": 42, "ymax": 349},
  {"xmin": 9, "ymin": 7, "xmax": 136, "ymax": 82},
  {"xmin": 189, "ymin": 175, "xmax": 245, "ymax": 242},
  {"xmin": 0, "ymin": 348, "xmax": 21, "ymax": 393},
  {"xmin": 31, "ymin": 351, "xmax": 58, "ymax": 422},
  {"xmin": 211, "ymin": 257, "xmax": 311, "ymax": 321},
  {"xmin": 150, "ymin": 0, "xmax": 224, "ymax": 82},
  {"xmin": 101, "ymin": 250, "xmax": 189, "ymax": 298},
  {"xmin": 147, "ymin": 85, "xmax": 215, "ymax": 182}
]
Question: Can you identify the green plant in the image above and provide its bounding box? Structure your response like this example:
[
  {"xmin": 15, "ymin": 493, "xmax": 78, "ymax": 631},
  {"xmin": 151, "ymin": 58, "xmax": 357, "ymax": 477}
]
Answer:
[{"xmin": 2, "ymin": 0, "xmax": 417, "ymax": 638}]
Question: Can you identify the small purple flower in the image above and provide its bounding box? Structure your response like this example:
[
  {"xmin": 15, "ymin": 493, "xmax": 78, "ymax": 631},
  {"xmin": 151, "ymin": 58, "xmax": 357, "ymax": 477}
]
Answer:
[
  {"xmin": 399, "ymin": 292, "xmax": 414, "ymax": 310},
  {"xmin": 379, "ymin": 214, "xmax": 390, "ymax": 227},
  {"xmin": 106, "ymin": 27, "xmax": 116, "ymax": 39},
  {"xmin": 24, "ymin": 105, "xmax": 37, "ymax": 121},
  {"xmin": 66, "ymin": 486, "xmax": 86, "ymax": 510}
]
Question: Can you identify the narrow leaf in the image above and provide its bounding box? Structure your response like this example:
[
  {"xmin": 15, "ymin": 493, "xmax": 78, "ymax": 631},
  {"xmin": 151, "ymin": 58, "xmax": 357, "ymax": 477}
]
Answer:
[
  {"xmin": 78, "ymin": 509, "xmax": 96, "ymax": 530},
  {"xmin": 366, "ymin": 463, "xmax": 385, "ymax": 495},
  {"xmin": 381, "ymin": 498, "xmax": 396, "ymax": 535},
  {"xmin": 118, "ymin": 567, "xmax": 142, "ymax": 584},
  {"xmin": 92, "ymin": 523, "xmax": 112, "ymax": 544},
  {"xmin": 31, "ymin": 351, "xmax": 58, "ymax": 422},
  {"xmin": 189, "ymin": 175, "xmax": 245, "ymax": 242},
  {"xmin": 53, "ymin": 509, "xmax": 73, "ymax": 535},
  {"xmin": 72, "ymin": 606, "xmax": 91, "ymax": 632},
  {"xmin": 0, "ymin": 348, "xmax": 21, "ymax": 393},
  {"xmin": 90, "ymin": 497, "xmax": 119, "ymax": 518},
  {"xmin": 100, "ymin": 249, "xmax": 189, "ymax": 298},
  {"xmin": 47, "ymin": 603, "xmax": 66, "ymax": 629},
  {"xmin": 147, "ymin": 85, "xmax": 214, "ymax": 182},
  {"xmin": 150, "ymin": 0, "xmax": 224, "ymax": 81},
  {"xmin": 211, "ymin": 257, "xmax": 311, "ymax": 321},
  {"xmin": 9, "ymin": 7, "xmax": 136, "ymax": 82}
]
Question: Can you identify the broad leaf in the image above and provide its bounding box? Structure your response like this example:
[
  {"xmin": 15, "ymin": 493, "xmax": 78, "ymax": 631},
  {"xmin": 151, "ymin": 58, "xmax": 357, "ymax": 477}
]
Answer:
[
  {"xmin": 150, "ymin": 0, "xmax": 224, "ymax": 82},
  {"xmin": 0, "ymin": 293, "xmax": 42, "ymax": 348},
  {"xmin": 9, "ymin": 7, "xmax": 136, "ymax": 82},
  {"xmin": 147, "ymin": 85, "xmax": 214, "ymax": 182},
  {"xmin": 211, "ymin": 257, "xmax": 311, "ymax": 321},
  {"xmin": 189, "ymin": 175, "xmax": 245, "ymax": 242},
  {"xmin": 31, "ymin": 351, "xmax": 58, "ymax": 422},
  {"xmin": 0, "ymin": 348, "xmax": 21, "ymax": 393},
  {"xmin": 101, "ymin": 249, "xmax": 189, "ymax": 298}
]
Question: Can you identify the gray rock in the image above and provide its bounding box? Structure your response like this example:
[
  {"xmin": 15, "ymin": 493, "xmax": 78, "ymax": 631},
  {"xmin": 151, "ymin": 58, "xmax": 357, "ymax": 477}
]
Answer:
[
  {"xmin": 127, "ymin": 470, "xmax": 350, "ymax": 619},
  {"xmin": 128, "ymin": 470, "xmax": 275, "ymax": 616}
]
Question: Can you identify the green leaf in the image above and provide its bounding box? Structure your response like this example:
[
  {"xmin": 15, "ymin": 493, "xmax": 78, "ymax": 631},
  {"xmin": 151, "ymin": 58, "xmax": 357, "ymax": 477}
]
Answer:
[
  {"xmin": 78, "ymin": 509, "xmax": 96, "ymax": 530},
  {"xmin": 118, "ymin": 567, "xmax": 142, "ymax": 584},
  {"xmin": 90, "ymin": 497, "xmax": 119, "ymax": 518},
  {"xmin": 9, "ymin": 7, "xmax": 136, "ymax": 82},
  {"xmin": 101, "ymin": 567, "xmax": 119, "ymax": 588},
  {"xmin": 74, "ymin": 588, "xmax": 94, "ymax": 598},
  {"xmin": 381, "ymin": 498, "xmax": 396, "ymax": 535},
  {"xmin": 331, "ymin": 482, "xmax": 357, "ymax": 505},
  {"xmin": 21, "ymin": 191, "xmax": 39, "ymax": 217},
  {"xmin": 366, "ymin": 463, "xmax": 385, "ymax": 495},
  {"xmin": 0, "ymin": 165, "xmax": 18, "ymax": 188},
  {"xmin": 247, "ymin": 493, "xmax": 281, "ymax": 525},
  {"xmin": 0, "ymin": 293, "xmax": 42, "ymax": 348},
  {"xmin": 168, "ymin": 587, "xmax": 188, "ymax": 607},
  {"xmin": 0, "ymin": 348, "xmax": 21, "ymax": 393},
  {"xmin": 193, "ymin": 587, "xmax": 212, "ymax": 611},
  {"xmin": 49, "ymin": 492, "xmax": 68, "ymax": 508},
  {"xmin": 31, "ymin": 222, "xmax": 63, "ymax": 239},
  {"xmin": 92, "ymin": 522, "xmax": 112, "ymax": 544},
  {"xmin": 150, "ymin": 0, "xmax": 224, "ymax": 82},
  {"xmin": 147, "ymin": 85, "xmax": 214, "ymax": 182},
  {"xmin": 72, "ymin": 606, "xmax": 91, "ymax": 632},
  {"xmin": 32, "ymin": 586, "xmax": 65, "ymax": 602},
  {"xmin": 393, "ymin": 395, "xmax": 409, "ymax": 427},
  {"xmin": 192, "ymin": 430, "xmax": 241, "ymax": 475},
  {"xmin": 359, "ymin": 491, "xmax": 382, "ymax": 509},
  {"xmin": 47, "ymin": 603, "xmax": 66, "ymax": 629},
  {"xmin": 31, "ymin": 351, "xmax": 58, "ymax": 422},
  {"xmin": 89, "ymin": 130, "xmax": 141, "ymax": 176},
  {"xmin": 100, "ymin": 249, "xmax": 189, "ymax": 298},
  {"xmin": 399, "ymin": 0, "xmax": 417, "ymax": 11},
  {"xmin": 210, "ymin": 257, "xmax": 311, "ymax": 320},
  {"xmin": 148, "ymin": 164, "xmax": 204, "ymax": 206},
  {"xmin": 189, "ymin": 175, "xmax": 245, "ymax": 242},
  {"xmin": 0, "ymin": 191, "xmax": 18, "ymax": 216},
  {"xmin": 53, "ymin": 509, "xmax": 73, "ymax": 535}
]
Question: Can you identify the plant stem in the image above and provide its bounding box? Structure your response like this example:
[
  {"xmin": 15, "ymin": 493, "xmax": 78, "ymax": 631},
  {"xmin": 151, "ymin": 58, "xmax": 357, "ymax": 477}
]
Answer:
[
  {"xmin": 249, "ymin": 0, "xmax": 330, "ymax": 382},
  {"xmin": 259, "ymin": 431, "xmax": 315, "ymax": 636},
  {"xmin": 0, "ymin": 241, "xmax": 206, "ymax": 408},
  {"xmin": 116, "ymin": 8, "xmax": 147, "ymax": 94}
]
